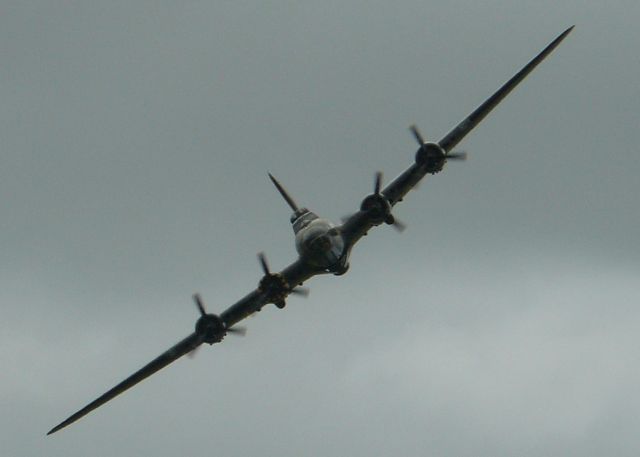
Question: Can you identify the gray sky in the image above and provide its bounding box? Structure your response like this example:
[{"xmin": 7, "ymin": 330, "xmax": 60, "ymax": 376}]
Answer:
[{"xmin": 2, "ymin": 1, "xmax": 639, "ymax": 456}]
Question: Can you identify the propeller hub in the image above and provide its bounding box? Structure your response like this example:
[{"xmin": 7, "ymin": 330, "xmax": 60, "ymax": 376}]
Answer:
[
  {"xmin": 359, "ymin": 171, "xmax": 405, "ymax": 231},
  {"xmin": 415, "ymin": 142, "xmax": 447, "ymax": 174},
  {"xmin": 195, "ymin": 314, "xmax": 226, "ymax": 345},
  {"xmin": 256, "ymin": 251, "xmax": 308, "ymax": 308},
  {"xmin": 258, "ymin": 272, "xmax": 290, "ymax": 308},
  {"xmin": 360, "ymin": 193, "xmax": 392, "ymax": 225}
]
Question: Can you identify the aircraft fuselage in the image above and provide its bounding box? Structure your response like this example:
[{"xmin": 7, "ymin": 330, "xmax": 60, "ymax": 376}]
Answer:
[{"xmin": 290, "ymin": 208, "xmax": 348, "ymax": 274}]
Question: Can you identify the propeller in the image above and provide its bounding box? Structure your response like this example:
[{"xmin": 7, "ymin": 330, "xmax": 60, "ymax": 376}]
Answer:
[
  {"xmin": 194, "ymin": 293, "xmax": 244, "ymax": 339},
  {"xmin": 410, "ymin": 124, "xmax": 467, "ymax": 171},
  {"xmin": 193, "ymin": 292, "xmax": 207, "ymax": 316},
  {"xmin": 409, "ymin": 124, "xmax": 426, "ymax": 146},
  {"xmin": 360, "ymin": 171, "xmax": 405, "ymax": 232},
  {"xmin": 188, "ymin": 294, "xmax": 245, "ymax": 358},
  {"xmin": 374, "ymin": 170, "xmax": 383, "ymax": 195},
  {"xmin": 193, "ymin": 294, "xmax": 246, "ymax": 335},
  {"xmin": 258, "ymin": 252, "xmax": 309, "ymax": 308}
]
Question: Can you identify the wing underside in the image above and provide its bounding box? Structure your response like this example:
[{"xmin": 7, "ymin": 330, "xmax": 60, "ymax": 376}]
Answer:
[
  {"xmin": 438, "ymin": 26, "xmax": 574, "ymax": 153},
  {"xmin": 221, "ymin": 258, "xmax": 319, "ymax": 327},
  {"xmin": 47, "ymin": 333, "xmax": 202, "ymax": 435},
  {"xmin": 380, "ymin": 26, "xmax": 574, "ymax": 207},
  {"xmin": 48, "ymin": 258, "xmax": 317, "ymax": 435}
]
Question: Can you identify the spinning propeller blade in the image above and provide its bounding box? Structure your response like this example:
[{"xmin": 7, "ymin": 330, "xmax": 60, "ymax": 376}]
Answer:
[
  {"xmin": 446, "ymin": 151, "xmax": 467, "ymax": 161},
  {"xmin": 410, "ymin": 124, "xmax": 426, "ymax": 145},
  {"xmin": 258, "ymin": 252, "xmax": 271, "ymax": 275},
  {"xmin": 193, "ymin": 293, "xmax": 206, "ymax": 316},
  {"xmin": 372, "ymin": 171, "xmax": 405, "ymax": 232},
  {"xmin": 374, "ymin": 171, "xmax": 383, "ymax": 195}
]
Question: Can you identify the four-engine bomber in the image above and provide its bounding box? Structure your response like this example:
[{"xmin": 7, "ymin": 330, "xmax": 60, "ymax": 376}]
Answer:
[{"xmin": 48, "ymin": 26, "xmax": 574, "ymax": 436}]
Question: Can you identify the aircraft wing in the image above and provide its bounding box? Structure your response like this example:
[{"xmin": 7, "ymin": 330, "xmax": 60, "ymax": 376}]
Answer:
[
  {"xmin": 47, "ymin": 333, "xmax": 202, "ymax": 435},
  {"xmin": 437, "ymin": 26, "xmax": 574, "ymax": 153},
  {"xmin": 48, "ymin": 258, "xmax": 319, "ymax": 435},
  {"xmin": 221, "ymin": 257, "xmax": 321, "ymax": 327},
  {"xmin": 381, "ymin": 26, "xmax": 573, "ymax": 208}
]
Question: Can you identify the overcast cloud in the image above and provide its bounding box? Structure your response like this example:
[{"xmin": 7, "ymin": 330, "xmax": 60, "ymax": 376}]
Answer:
[{"xmin": 1, "ymin": 1, "xmax": 639, "ymax": 456}]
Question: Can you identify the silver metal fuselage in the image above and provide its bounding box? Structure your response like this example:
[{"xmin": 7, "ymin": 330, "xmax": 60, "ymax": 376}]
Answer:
[{"xmin": 291, "ymin": 208, "xmax": 347, "ymax": 272}]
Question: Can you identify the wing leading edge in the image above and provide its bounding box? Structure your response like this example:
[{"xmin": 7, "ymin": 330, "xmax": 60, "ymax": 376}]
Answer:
[
  {"xmin": 47, "ymin": 258, "xmax": 318, "ymax": 435},
  {"xmin": 438, "ymin": 25, "xmax": 574, "ymax": 153},
  {"xmin": 47, "ymin": 333, "xmax": 202, "ymax": 435},
  {"xmin": 381, "ymin": 26, "xmax": 574, "ymax": 207}
]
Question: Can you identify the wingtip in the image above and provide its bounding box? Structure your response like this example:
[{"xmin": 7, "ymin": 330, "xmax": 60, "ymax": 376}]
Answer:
[
  {"xmin": 47, "ymin": 416, "xmax": 74, "ymax": 435},
  {"xmin": 46, "ymin": 424, "xmax": 62, "ymax": 436},
  {"xmin": 437, "ymin": 26, "xmax": 575, "ymax": 153},
  {"xmin": 551, "ymin": 25, "xmax": 575, "ymax": 46}
]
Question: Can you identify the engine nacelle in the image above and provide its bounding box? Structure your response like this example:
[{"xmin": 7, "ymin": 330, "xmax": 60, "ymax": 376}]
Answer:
[
  {"xmin": 360, "ymin": 193, "xmax": 393, "ymax": 226},
  {"xmin": 258, "ymin": 272, "xmax": 289, "ymax": 308},
  {"xmin": 415, "ymin": 142, "xmax": 447, "ymax": 174},
  {"xmin": 195, "ymin": 314, "xmax": 226, "ymax": 345}
]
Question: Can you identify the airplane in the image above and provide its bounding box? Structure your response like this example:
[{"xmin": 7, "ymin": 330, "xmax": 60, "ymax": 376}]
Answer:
[{"xmin": 47, "ymin": 26, "xmax": 574, "ymax": 435}]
